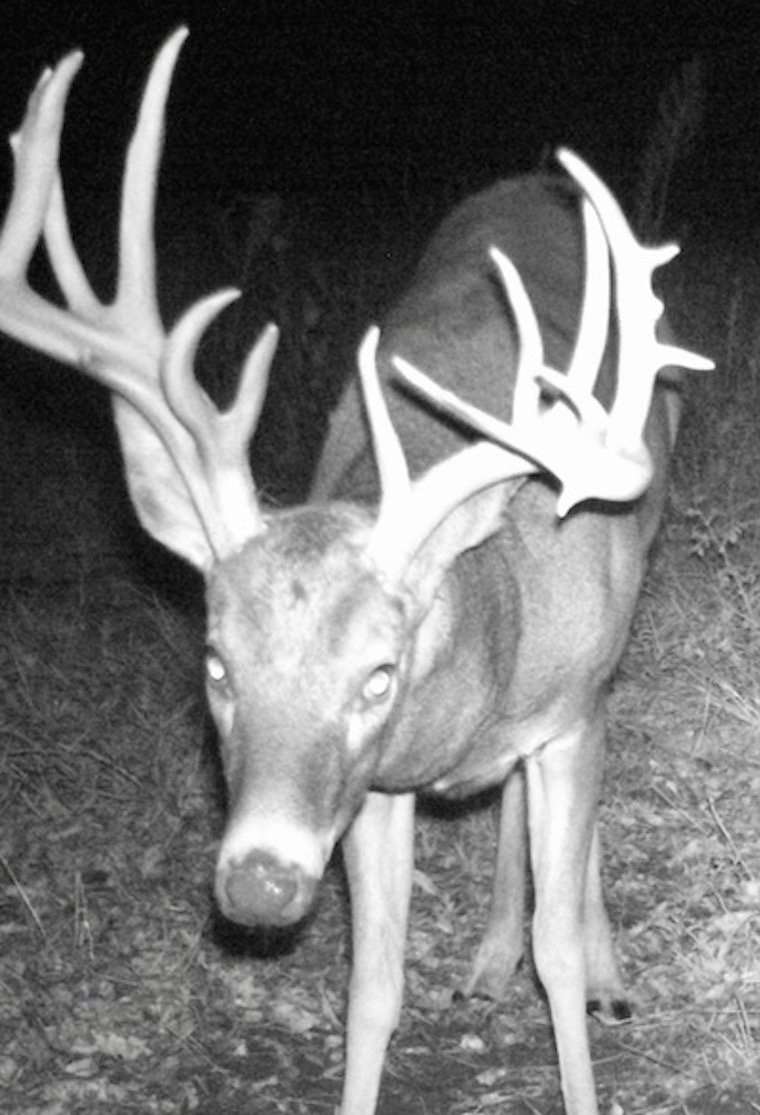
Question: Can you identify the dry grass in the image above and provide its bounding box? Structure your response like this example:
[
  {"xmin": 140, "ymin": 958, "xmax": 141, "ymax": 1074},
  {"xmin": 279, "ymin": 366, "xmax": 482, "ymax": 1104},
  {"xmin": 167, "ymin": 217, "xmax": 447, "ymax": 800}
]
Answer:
[{"xmin": 0, "ymin": 184, "xmax": 759, "ymax": 1115}]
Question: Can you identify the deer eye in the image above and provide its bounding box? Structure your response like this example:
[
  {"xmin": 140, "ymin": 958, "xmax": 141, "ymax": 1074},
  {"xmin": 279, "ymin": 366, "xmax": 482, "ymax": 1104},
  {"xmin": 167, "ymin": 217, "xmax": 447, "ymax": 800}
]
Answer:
[
  {"xmin": 205, "ymin": 647, "xmax": 227, "ymax": 686},
  {"xmin": 362, "ymin": 665, "xmax": 395, "ymax": 704}
]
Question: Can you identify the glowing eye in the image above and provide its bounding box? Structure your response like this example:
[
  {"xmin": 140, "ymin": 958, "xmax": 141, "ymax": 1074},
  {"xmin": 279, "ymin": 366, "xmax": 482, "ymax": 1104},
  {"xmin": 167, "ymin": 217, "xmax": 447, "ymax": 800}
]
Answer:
[
  {"xmin": 205, "ymin": 650, "xmax": 227, "ymax": 685},
  {"xmin": 363, "ymin": 665, "xmax": 395, "ymax": 703}
]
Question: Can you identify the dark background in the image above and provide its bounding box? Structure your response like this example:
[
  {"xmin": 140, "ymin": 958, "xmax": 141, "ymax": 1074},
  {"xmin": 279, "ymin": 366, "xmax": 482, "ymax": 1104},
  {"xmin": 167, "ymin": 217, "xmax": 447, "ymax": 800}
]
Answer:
[{"xmin": 1, "ymin": 0, "xmax": 758, "ymax": 231}]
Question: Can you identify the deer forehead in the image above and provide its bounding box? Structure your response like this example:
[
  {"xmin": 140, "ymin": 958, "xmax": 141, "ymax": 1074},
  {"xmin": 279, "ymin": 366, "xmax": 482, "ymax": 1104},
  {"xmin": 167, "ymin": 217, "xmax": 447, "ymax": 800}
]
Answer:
[{"xmin": 205, "ymin": 512, "xmax": 410, "ymax": 665}]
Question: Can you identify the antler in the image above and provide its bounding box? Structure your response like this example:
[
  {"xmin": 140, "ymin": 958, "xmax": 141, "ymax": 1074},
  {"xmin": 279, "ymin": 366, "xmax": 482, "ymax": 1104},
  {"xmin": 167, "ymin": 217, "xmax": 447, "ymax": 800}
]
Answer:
[
  {"xmin": 0, "ymin": 28, "xmax": 276, "ymax": 571},
  {"xmin": 361, "ymin": 150, "xmax": 713, "ymax": 580}
]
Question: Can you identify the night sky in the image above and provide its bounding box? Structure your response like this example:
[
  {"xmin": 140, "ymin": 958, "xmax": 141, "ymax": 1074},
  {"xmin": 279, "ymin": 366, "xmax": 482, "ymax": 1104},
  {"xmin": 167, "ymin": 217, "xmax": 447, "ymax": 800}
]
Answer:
[{"xmin": 1, "ymin": 0, "xmax": 759, "ymax": 234}]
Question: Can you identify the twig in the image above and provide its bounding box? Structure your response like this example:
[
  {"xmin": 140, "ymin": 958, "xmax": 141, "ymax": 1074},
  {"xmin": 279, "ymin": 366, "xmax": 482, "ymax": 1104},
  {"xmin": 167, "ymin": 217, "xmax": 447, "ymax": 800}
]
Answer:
[{"xmin": 0, "ymin": 851, "xmax": 46, "ymax": 939}]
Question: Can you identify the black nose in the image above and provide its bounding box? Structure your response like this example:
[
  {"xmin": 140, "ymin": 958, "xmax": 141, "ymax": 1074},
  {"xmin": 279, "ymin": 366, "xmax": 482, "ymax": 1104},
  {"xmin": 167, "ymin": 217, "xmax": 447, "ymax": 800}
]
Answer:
[{"xmin": 217, "ymin": 850, "xmax": 318, "ymax": 928}]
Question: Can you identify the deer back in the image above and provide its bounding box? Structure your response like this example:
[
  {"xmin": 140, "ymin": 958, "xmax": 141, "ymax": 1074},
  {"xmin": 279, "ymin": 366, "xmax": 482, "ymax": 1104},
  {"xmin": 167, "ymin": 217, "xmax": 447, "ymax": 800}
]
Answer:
[{"xmin": 315, "ymin": 176, "xmax": 596, "ymax": 498}]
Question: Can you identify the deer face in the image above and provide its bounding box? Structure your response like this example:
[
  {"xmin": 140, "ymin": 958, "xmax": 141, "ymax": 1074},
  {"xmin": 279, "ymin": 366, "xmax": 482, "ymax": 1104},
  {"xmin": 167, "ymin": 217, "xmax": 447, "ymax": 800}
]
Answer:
[{"xmin": 206, "ymin": 507, "xmax": 415, "ymax": 928}]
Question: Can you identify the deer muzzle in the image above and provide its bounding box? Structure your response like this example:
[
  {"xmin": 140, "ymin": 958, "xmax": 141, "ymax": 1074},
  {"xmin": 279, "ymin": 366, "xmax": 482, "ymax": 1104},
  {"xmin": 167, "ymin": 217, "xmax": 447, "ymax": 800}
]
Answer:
[{"xmin": 216, "ymin": 849, "xmax": 319, "ymax": 928}]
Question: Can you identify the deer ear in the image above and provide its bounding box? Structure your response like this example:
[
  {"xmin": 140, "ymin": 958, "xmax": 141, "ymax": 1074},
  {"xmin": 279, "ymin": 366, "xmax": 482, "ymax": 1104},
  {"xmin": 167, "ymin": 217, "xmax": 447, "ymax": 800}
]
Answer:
[
  {"xmin": 400, "ymin": 484, "xmax": 506, "ymax": 611},
  {"xmin": 114, "ymin": 398, "xmax": 215, "ymax": 573}
]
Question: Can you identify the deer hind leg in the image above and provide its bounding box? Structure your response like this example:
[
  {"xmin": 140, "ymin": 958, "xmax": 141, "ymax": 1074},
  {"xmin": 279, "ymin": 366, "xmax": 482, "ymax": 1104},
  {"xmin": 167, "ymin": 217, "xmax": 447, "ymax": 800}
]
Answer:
[
  {"xmin": 525, "ymin": 717, "xmax": 609, "ymax": 1115},
  {"xmin": 340, "ymin": 790, "xmax": 415, "ymax": 1115},
  {"xmin": 465, "ymin": 765, "xmax": 527, "ymax": 998},
  {"xmin": 466, "ymin": 762, "xmax": 629, "ymax": 1028},
  {"xmin": 584, "ymin": 823, "xmax": 631, "ymax": 1023}
]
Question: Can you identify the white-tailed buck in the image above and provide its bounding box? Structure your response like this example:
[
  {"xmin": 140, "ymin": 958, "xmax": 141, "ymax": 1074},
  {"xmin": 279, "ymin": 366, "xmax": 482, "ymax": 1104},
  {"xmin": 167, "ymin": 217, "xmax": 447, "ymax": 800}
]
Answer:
[{"xmin": 0, "ymin": 28, "xmax": 712, "ymax": 1115}]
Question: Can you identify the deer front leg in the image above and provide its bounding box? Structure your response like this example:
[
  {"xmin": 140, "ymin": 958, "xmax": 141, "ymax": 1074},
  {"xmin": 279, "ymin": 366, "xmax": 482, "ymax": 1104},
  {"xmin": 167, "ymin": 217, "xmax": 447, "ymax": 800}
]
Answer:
[
  {"xmin": 465, "ymin": 765, "xmax": 526, "ymax": 998},
  {"xmin": 340, "ymin": 790, "xmax": 415, "ymax": 1115},
  {"xmin": 525, "ymin": 718, "xmax": 607, "ymax": 1115}
]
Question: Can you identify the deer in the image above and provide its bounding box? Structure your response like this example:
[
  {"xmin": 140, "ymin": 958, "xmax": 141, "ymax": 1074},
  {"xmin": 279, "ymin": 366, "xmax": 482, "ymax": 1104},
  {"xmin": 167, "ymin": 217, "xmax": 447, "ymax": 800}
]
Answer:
[{"xmin": 0, "ymin": 27, "xmax": 712, "ymax": 1115}]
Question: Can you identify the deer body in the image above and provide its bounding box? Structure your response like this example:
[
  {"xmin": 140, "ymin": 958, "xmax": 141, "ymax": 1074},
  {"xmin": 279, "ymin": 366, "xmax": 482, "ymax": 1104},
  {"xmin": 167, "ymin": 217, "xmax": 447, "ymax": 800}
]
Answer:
[
  {"xmin": 0, "ymin": 31, "xmax": 712, "ymax": 1115},
  {"xmin": 310, "ymin": 173, "xmax": 668, "ymax": 796},
  {"xmin": 208, "ymin": 178, "xmax": 669, "ymax": 1113}
]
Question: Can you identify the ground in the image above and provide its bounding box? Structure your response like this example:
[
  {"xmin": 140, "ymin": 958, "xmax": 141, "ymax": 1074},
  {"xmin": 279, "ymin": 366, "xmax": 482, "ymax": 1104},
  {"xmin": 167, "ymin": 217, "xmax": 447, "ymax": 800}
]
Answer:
[{"xmin": 0, "ymin": 194, "xmax": 758, "ymax": 1114}]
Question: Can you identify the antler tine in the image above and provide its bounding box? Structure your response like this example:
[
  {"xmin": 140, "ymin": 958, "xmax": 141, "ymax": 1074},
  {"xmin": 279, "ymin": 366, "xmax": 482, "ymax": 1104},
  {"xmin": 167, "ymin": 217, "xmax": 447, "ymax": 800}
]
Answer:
[
  {"xmin": 483, "ymin": 229, "xmax": 611, "ymax": 445},
  {"xmin": 358, "ymin": 326, "xmax": 411, "ymax": 510},
  {"xmin": 1, "ymin": 53, "xmax": 83, "ymax": 280},
  {"xmin": 226, "ymin": 320, "xmax": 281, "ymax": 451},
  {"xmin": 359, "ymin": 325, "xmax": 417, "ymax": 575},
  {"xmin": 44, "ymin": 163, "xmax": 102, "ymax": 318},
  {"xmin": 115, "ymin": 26, "xmax": 187, "ymax": 344},
  {"xmin": 392, "ymin": 246, "xmax": 547, "ymax": 443},
  {"xmin": 488, "ymin": 246, "xmax": 543, "ymax": 423},
  {"xmin": 0, "ymin": 51, "xmax": 110, "ymax": 367},
  {"xmin": 162, "ymin": 291, "xmax": 278, "ymax": 542},
  {"xmin": 528, "ymin": 194, "xmax": 615, "ymax": 447},
  {"xmin": 557, "ymin": 147, "xmax": 714, "ymax": 455},
  {"xmin": 162, "ymin": 288, "xmax": 241, "ymax": 443},
  {"xmin": 563, "ymin": 197, "xmax": 610, "ymax": 394}
]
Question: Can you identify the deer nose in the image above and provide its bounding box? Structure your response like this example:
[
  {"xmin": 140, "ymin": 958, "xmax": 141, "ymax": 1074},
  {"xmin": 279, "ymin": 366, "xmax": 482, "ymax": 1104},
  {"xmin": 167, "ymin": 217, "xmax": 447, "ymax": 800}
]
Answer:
[{"xmin": 217, "ymin": 850, "xmax": 317, "ymax": 928}]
